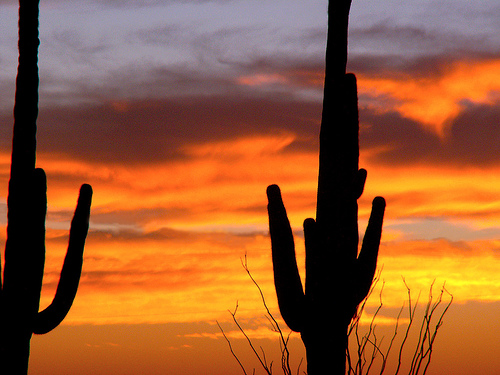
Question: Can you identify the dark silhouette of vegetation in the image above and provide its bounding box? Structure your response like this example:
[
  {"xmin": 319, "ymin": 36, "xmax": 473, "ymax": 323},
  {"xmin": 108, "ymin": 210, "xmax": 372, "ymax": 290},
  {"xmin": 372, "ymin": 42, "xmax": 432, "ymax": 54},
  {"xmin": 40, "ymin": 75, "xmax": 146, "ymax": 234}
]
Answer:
[
  {"xmin": 217, "ymin": 303, "xmax": 295, "ymax": 375},
  {"xmin": 218, "ymin": 256, "xmax": 301, "ymax": 375},
  {"xmin": 0, "ymin": 1, "xmax": 92, "ymax": 373},
  {"xmin": 266, "ymin": 0, "xmax": 385, "ymax": 373},
  {"xmin": 219, "ymin": 261, "xmax": 452, "ymax": 375},
  {"xmin": 346, "ymin": 277, "xmax": 452, "ymax": 375}
]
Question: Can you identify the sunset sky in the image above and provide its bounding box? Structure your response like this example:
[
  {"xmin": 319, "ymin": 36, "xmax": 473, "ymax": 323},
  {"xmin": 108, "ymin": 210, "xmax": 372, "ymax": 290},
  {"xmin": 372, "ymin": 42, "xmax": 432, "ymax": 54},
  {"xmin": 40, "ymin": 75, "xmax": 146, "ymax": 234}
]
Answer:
[{"xmin": 1, "ymin": 0, "xmax": 500, "ymax": 374}]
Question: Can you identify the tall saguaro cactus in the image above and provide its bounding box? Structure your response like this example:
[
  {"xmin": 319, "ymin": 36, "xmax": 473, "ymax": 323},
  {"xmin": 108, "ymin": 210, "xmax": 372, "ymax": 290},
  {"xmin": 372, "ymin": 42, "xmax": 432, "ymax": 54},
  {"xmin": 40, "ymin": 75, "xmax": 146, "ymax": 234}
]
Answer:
[
  {"xmin": 266, "ymin": 1, "xmax": 385, "ymax": 374},
  {"xmin": 0, "ymin": 0, "xmax": 93, "ymax": 373}
]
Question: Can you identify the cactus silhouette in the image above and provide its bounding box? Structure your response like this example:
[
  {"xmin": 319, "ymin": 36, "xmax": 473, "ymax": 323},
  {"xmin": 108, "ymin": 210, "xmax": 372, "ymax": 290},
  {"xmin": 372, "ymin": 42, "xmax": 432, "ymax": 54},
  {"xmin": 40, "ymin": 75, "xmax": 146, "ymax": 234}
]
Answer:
[
  {"xmin": 266, "ymin": 1, "xmax": 385, "ymax": 374},
  {"xmin": 0, "ymin": 0, "xmax": 92, "ymax": 373}
]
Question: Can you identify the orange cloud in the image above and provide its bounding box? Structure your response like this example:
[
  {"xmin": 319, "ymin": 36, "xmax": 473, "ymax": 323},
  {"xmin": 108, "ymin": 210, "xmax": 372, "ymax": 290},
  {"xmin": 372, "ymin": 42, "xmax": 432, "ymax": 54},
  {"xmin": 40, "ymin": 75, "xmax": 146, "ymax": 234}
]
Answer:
[
  {"xmin": 1, "ymin": 118, "xmax": 499, "ymax": 328},
  {"xmin": 357, "ymin": 59, "xmax": 500, "ymax": 136},
  {"xmin": 235, "ymin": 59, "xmax": 500, "ymax": 141},
  {"xmin": 359, "ymin": 159, "xmax": 500, "ymax": 222}
]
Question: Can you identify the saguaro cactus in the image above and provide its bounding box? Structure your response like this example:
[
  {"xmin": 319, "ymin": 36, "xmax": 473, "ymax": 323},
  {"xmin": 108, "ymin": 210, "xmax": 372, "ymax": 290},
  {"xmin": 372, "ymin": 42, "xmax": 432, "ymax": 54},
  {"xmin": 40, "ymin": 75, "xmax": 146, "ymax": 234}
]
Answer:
[
  {"xmin": 266, "ymin": 1, "xmax": 385, "ymax": 374},
  {"xmin": 0, "ymin": 0, "xmax": 93, "ymax": 373}
]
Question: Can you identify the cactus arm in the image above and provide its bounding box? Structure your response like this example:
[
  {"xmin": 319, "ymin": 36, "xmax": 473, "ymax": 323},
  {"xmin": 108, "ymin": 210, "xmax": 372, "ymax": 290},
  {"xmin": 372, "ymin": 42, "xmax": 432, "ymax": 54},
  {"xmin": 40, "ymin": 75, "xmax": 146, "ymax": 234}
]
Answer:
[
  {"xmin": 302, "ymin": 218, "xmax": 317, "ymax": 290},
  {"xmin": 34, "ymin": 184, "xmax": 92, "ymax": 334},
  {"xmin": 29, "ymin": 168, "xmax": 48, "ymax": 301},
  {"xmin": 0, "ymin": 0, "xmax": 92, "ymax": 371},
  {"xmin": 354, "ymin": 196, "xmax": 386, "ymax": 304},
  {"xmin": 266, "ymin": 184, "xmax": 305, "ymax": 332}
]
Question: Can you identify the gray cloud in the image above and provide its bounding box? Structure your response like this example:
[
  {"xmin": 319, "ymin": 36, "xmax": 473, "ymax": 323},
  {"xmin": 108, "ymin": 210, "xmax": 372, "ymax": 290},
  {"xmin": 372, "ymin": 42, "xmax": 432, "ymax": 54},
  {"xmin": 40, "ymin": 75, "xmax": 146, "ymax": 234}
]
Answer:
[
  {"xmin": 1, "ymin": 0, "xmax": 499, "ymax": 172},
  {"xmin": 1, "ymin": 82, "xmax": 499, "ymax": 170},
  {"xmin": 351, "ymin": 21, "xmax": 499, "ymax": 57},
  {"xmin": 361, "ymin": 99, "xmax": 500, "ymax": 167},
  {"xmin": 348, "ymin": 22, "xmax": 500, "ymax": 77},
  {"xmin": 0, "ymin": 94, "xmax": 319, "ymax": 165},
  {"xmin": 3, "ymin": 0, "xmax": 498, "ymax": 111}
]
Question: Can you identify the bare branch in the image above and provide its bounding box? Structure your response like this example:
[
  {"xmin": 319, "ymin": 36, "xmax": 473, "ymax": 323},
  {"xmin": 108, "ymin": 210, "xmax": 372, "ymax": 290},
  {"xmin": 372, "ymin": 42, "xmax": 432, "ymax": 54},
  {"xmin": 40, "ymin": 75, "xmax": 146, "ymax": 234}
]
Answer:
[{"xmin": 217, "ymin": 321, "xmax": 248, "ymax": 375}]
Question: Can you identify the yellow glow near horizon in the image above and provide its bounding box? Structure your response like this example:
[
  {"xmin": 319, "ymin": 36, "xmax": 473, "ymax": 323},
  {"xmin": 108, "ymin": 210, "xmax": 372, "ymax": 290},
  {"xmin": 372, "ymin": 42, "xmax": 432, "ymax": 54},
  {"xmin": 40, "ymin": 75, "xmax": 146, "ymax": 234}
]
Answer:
[{"xmin": 30, "ymin": 225, "xmax": 500, "ymax": 327}]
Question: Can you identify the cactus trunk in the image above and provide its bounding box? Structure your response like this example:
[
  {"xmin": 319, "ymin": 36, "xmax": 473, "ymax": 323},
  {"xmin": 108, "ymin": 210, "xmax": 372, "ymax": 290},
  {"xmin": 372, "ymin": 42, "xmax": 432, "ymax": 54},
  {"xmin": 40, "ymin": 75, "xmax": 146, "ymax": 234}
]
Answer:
[
  {"xmin": 0, "ymin": 1, "xmax": 93, "ymax": 373},
  {"xmin": 302, "ymin": 324, "xmax": 348, "ymax": 375},
  {"xmin": 267, "ymin": 1, "xmax": 386, "ymax": 374}
]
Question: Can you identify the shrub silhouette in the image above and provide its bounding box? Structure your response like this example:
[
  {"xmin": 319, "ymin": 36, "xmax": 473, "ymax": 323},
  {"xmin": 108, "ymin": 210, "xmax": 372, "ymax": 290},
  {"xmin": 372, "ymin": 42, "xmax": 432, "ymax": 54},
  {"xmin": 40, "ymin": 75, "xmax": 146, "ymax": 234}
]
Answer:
[
  {"xmin": 219, "ymin": 262, "xmax": 452, "ymax": 375},
  {"xmin": 266, "ymin": 0, "xmax": 385, "ymax": 374},
  {"xmin": 0, "ymin": 1, "xmax": 92, "ymax": 373}
]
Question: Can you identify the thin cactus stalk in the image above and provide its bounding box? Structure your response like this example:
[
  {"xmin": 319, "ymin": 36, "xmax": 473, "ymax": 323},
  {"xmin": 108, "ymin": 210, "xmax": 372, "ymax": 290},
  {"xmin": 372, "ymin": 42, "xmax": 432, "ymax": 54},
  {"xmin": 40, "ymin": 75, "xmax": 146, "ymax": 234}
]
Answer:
[
  {"xmin": 266, "ymin": 1, "xmax": 386, "ymax": 374},
  {"xmin": 0, "ymin": 1, "xmax": 93, "ymax": 373}
]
